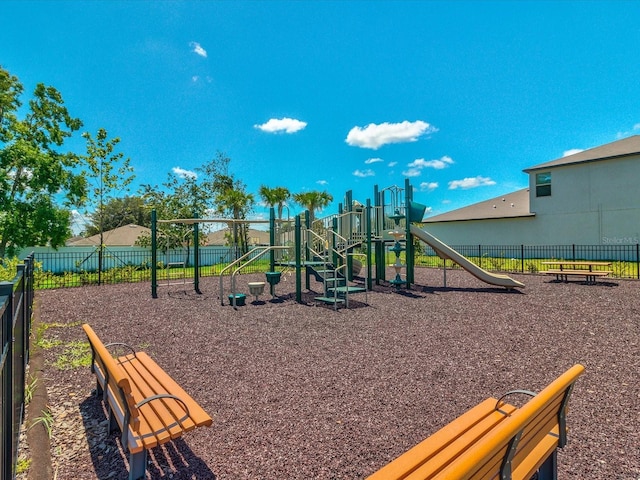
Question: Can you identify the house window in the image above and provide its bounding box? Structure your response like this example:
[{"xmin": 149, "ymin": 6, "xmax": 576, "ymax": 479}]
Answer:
[{"xmin": 535, "ymin": 172, "xmax": 551, "ymax": 197}]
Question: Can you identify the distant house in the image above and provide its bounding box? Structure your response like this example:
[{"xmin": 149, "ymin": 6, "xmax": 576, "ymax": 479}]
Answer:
[
  {"xmin": 206, "ymin": 228, "xmax": 270, "ymax": 246},
  {"xmin": 423, "ymin": 135, "xmax": 640, "ymax": 245},
  {"xmin": 66, "ymin": 224, "xmax": 151, "ymax": 247}
]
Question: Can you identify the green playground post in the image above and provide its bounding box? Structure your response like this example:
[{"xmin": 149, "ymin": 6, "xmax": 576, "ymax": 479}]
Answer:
[
  {"xmin": 366, "ymin": 198, "xmax": 373, "ymax": 290},
  {"xmin": 295, "ymin": 214, "xmax": 302, "ymax": 303},
  {"xmin": 193, "ymin": 212, "xmax": 201, "ymax": 294},
  {"xmin": 269, "ymin": 207, "xmax": 276, "ymax": 272},
  {"xmin": 405, "ymin": 178, "xmax": 414, "ymax": 288},
  {"xmin": 151, "ymin": 209, "xmax": 157, "ymax": 298}
]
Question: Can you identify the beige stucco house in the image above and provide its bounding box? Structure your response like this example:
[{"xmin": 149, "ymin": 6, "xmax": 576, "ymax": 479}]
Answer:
[{"xmin": 423, "ymin": 135, "xmax": 640, "ymax": 245}]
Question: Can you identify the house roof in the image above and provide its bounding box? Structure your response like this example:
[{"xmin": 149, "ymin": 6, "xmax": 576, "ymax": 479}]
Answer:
[
  {"xmin": 207, "ymin": 228, "xmax": 270, "ymax": 245},
  {"xmin": 524, "ymin": 135, "xmax": 640, "ymax": 172},
  {"xmin": 67, "ymin": 224, "xmax": 150, "ymax": 246},
  {"xmin": 423, "ymin": 188, "xmax": 533, "ymax": 223}
]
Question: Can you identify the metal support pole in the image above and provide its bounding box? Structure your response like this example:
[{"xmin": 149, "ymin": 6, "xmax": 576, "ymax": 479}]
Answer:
[
  {"xmin": 405, "ymin": 178, "xmax": 414, "ymax": 288},
  {"xmin": 193, "ymin": 213, "xmax": 201, "ymax": 294},
  {"xmin": 151, "ymin": 209, "xmax": 157, "ymax": 298},
  {"xmin": 1, "ymin": 281, "xmax": 14, "ymax": 480},
  {"xmin": 295, "ymin": 215, "xmax": 302, "ymax": 303},
  {"xmin": 269, "ymin": 207, "xmax": 276, "ymax": 272},
  {"xmin": 366, "ymin": 199, "xmax": 372, "ymax": 290}
]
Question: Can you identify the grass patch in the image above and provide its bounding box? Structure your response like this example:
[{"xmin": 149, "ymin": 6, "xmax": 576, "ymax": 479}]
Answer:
[
  {"xmin": 53, "ymin": 341, "xmax": 92, "ymax": 370},
  {"xmin": 29, "ymin": 408, "xmax": 54, "ymax": 438},
  {"xmin": 25, "ymin": 376, "xmax": 38, "ymax": 404},
  {"xmin": 16, "ymin": 457, "xmax": 31, "ymax": 474}
]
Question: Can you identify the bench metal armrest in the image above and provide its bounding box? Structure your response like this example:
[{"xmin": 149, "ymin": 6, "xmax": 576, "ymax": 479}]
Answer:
[
  {"xmin": 495, "ymin": 389, "xmax": 537, "ymax": 411},
  {"xmin": 104, "ymin": 342, "xmax": 138, "ymax": 357},
  {"xmin": 135, "ymin": 394, "xmax": 192, "ymax": 430}
]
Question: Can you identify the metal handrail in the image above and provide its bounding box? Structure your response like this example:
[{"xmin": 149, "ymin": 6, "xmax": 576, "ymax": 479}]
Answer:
[{"xmin": 219, "ymin": 246, "xmax": 289, "ymax": 306}]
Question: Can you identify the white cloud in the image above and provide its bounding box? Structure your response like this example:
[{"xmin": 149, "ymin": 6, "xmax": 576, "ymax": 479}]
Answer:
[
  {"xmin": 254, "ymin": 117, "xmax": 307, "ymax": 134},
  {"xmin": 401, "ymin": 155, "xmax": 453, "ymax": 178},
  {"xmin": 448, "ymin": 176, "xmax": 496, "ymax": 190},
  {"xmin": 365, "ymin": 157, "xmax": 384, "ymax": 164},
  {"xmin": 345, "ymin": 120, "xmax": 437, "ymax": 149},
  {"xmin": 353, "ymin": 169, "xmax": 375, "ymax": 178},
  {"xmin": 172, "ymin": 166, "xmax": 197, "ymax": 179},
  {"xmin": 316, "ymin": 179, "xmax": 328, "ymax": 185},
  {"xmin": 189, "ymin": 41, "xmax": 207, "ymax": 58},
  {"xmin": 563, "ymin": 148, "xmax": 584, "ymax": 157},
  {"xmin": 388, "ymin": 161, "xmax": 398, "ymax": 167},
  {"xmin": 409, "ymin": 155, "xmax": 454, "ymax": 170},
  {"xmin": 401, "ymin": 168, "xmax": 421, "ymax": 177},
  {"xmin": 419, "ymin": 181, "xmax": 439, "ymax": 192}
]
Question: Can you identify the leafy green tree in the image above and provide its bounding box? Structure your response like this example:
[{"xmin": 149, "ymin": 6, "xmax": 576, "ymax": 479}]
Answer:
[
  {"xmin": 84, "ymin": 196, "xmax": 150, "ymax": 235},
  {"xmin": 82, "ymin": 128, "xmax": 135, "ymax": 240},
  {"xmin": 292, "ymin": 190, "xmax": 333, "ymax": 224},
  {"xmin": 139, "ymin": 169, "xmax": 211, "ymax": 263},
  {"xmin": 259, "ymin": 185, "xmax": 290, "ymax": 220},
  {"xmin": 0, "ymin": 66, "xmax": 85, "ymax": 257}
]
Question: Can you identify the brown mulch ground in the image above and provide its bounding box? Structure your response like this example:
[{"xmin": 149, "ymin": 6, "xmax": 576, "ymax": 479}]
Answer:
[{"xmin": 27, "ymin": 268, "xmax": 639, "ymax": 479}]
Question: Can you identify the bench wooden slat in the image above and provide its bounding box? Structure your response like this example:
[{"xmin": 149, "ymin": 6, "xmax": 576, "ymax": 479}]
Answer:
[
  {"xmin": 116, "ymin": 354, "xmax": 189, "ymax": 448},
  {"xmin": 436, "ymin": 364, "xmax": 584, "ymax": 479},
  {"xmin": 513, "ymin": 425, "xmax": 559, "ymax": 479},
  {"xmin": 402, "ymin": 410, "xmax": 515, "ymax": 479},
  {"xmin": 366, "ymin": 398, "xmax": 517, "ymax": 479},
  {"xmin": 367, "ymin": 365, "xmax": 584, "ymax": 480}
]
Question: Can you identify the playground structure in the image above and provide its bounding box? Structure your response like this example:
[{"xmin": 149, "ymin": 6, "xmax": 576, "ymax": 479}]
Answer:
[{"xmin": 149, "ymin": 179, "xmax": 524, "ymax": 304}]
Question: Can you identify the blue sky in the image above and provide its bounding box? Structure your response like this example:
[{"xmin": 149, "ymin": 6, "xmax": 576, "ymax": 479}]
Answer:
[{"xmin": 3, "ymin": 1, "xmax": 640, "ymax": 229}]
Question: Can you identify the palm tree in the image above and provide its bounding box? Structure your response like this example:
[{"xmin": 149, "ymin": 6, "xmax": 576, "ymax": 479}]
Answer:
[
  {"xmin": 216, "ymin": 181, "xmax": 254, "ymax": 254},
  {"xmin": 292, "ymin": 190, "xmax": 333, "ymax": 224},
  {"xmin": 259, "ymin": 185, "xmax": 290, "ymax": 220}
]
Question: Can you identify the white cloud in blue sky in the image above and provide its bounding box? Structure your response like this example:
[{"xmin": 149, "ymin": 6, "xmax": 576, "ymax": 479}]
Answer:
[
  {"xmin": 420, "ymin": 182, "xmax": 439, "ymax": 192},
  {"xmin": 353, "ymin": 169, "xmax": 375, "ymax": 178},
  {"xmin": 402, "ymin": 156, "xmax": 453, "ymax": 177},
  {"xmin": 316, "ymin": 180, "xmax": 328, "ymax": 186},
  {"xmin": 189, "ymin": 41, "xmax": 207, "ymax": 58},
  {"xmin": 173, "ymin": 166, "xmax": 197, "ymax": 179},
  {"xmin": 345, "ymin": 120, "xmax": 436, "ymax": 149},
  {"xmin": 365, "ymin": 157, "xmax": 384, "ymax": 164},
  {"xmin": 254, "ymin": 118, "xmax": 307, "ymax": 134},
  {"xmin": 401, "ymin": 168, "xmax": 421, "ymax": 177},
  {"xmin": 409, "ymin": 156, "xmax": 454, "ymax": 170},
  {"xmin": 448, "ymin": 176, "xmax": 496, "ymax": 190}
]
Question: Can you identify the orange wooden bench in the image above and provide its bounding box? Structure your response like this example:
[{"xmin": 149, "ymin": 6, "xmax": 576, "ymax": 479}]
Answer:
[
  {"xmin": 366, "ymin": 364, "xmax": 585, "ymax": 480},
  {"xmin": 83, "ymin": 324, "xmax": 213, "ymax": 480}
]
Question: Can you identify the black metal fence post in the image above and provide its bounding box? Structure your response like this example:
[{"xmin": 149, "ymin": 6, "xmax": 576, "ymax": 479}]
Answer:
[{"xmin": 1, "ymin": 281, "xmax": 14, "ymax": 480}]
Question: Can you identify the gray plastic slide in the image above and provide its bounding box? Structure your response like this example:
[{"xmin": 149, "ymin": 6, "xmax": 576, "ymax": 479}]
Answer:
[{"xmin": 410, "ymin": 225, "xmax": 525, "ymax": 289}]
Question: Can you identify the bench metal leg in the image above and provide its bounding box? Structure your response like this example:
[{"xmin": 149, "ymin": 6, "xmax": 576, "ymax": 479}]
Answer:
[
  {"xmin": 108, "ymin": 408, "xmax": 119, "ymax": 433},
  {"xmin": 536, "ymin": 450, "xmax": 558, "ymax": 480},
  {"xmin": 129, "ymin": 449, "xmax": 148, "ymax": 480}
]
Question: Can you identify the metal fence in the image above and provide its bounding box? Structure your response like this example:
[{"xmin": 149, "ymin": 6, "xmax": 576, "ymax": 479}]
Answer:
[
  {"xmin": 29, "ymin": 245, "xmax": 270, "ymax": 289},
  {"xmin": 1, "ymin": 253, "xmax": 35, "ymax": 480},
  {"xmin": 415, "ymin": 243, "xmax": 640, "ymax": 278},
  {"xmin": 10, "ymin": 242, "xmax": 640, "ymax": 290}
]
